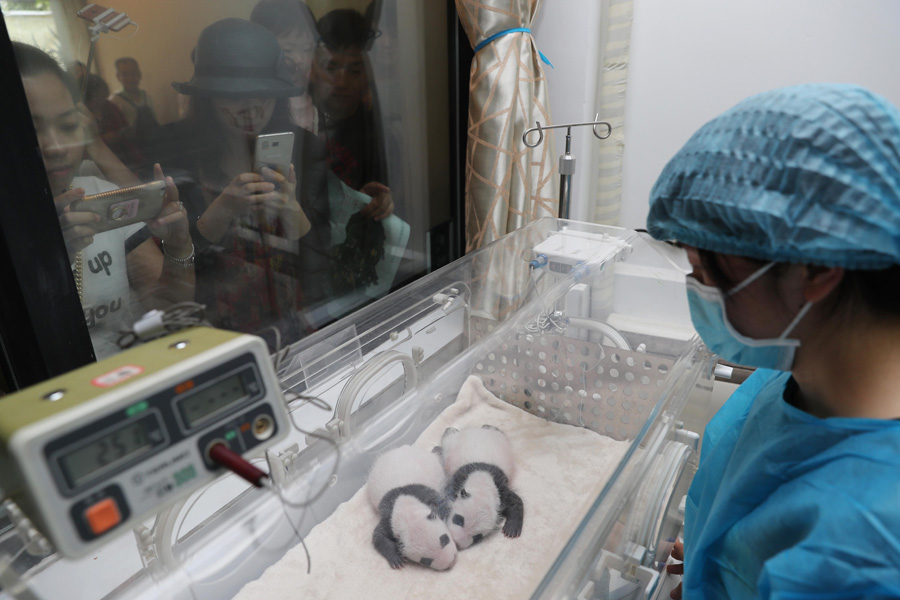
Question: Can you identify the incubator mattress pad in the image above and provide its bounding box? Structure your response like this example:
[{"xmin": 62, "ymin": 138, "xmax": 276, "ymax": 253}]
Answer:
[{"xmin": 234, "ymin": 375, "xmax": 630, "ymax": 600}]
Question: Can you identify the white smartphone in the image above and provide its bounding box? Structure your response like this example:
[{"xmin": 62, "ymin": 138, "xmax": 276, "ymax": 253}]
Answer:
[{"xmin": 254, "ymin": 132, "xmax": 295, "ymax": 178}]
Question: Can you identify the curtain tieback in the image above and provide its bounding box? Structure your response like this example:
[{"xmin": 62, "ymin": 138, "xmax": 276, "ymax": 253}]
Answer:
[{"xmin": 473, "ymin": 27, "xmax": 554, "ymax": 68}]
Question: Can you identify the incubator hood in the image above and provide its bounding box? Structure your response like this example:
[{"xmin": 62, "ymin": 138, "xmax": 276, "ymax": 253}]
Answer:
[{"xmin": 0, "ymin": 218, "xmax": 715, "ymax": 600}]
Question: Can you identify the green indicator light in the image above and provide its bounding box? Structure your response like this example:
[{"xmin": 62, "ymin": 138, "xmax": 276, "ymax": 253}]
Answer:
[
  {"xmin": 126, "ymin": 401, "xmax": 149, "ymax": 417},
  {"xmin": 225, "ymin": 430, "xmax": 237, "ymax": 441},
  {"xmin": 174, "ymin": 464, "xmax": 197, "ymax": 486}
]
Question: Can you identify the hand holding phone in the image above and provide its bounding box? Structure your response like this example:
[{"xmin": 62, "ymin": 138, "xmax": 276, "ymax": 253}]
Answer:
[
  {"xmin": 261, "ymin": 164, "xmax": 309, "ymax": 239},
  {"xmin": 70, "ymin": 180, "xmax": 166, "ymax": 233},
  {"xmin": 144, "ymin": 164, "xmax": 192, "ymax": 252},
  {"xmin": 253, "ymin": 132, "xmax": 295, "ymax": 178},
  {"xmin": 55, "ymin": 187, "xmax": 98, "ymax": 260}
]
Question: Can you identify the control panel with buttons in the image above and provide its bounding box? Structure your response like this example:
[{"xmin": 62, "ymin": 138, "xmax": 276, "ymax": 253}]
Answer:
[{"xmin": 0, "ymin": 328, "xmax": 290, "ymax": 558}]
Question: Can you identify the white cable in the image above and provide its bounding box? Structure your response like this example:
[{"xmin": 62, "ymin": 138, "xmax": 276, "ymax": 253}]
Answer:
[
  {"xmin": 566, "ymin": 317, "xmax": 632, "ymax": 351},
  {"xmin": 117, "ymin": 302, "xmax": 210, "ymax": 348}
]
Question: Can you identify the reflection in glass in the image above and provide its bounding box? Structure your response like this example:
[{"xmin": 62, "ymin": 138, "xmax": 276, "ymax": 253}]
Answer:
[
  {"xmin": 3, "ymin": 0, "xmax": 451, "ymax": 358},
  {"xmin": 160, "ymin": 18, "xmax": 321, "ymax": 343},
  {"xmin": 312, "ymin": 9, "xmax": 390, "ymax": 194},
  {"xmin": 13, "ymin": 41, "xmax": 195, "ymax": 360}
]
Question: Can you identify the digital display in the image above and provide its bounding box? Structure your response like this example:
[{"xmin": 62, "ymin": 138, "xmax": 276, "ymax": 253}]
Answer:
[
  {"xmin": 60, "ymin": 418, "xmax": 155, "ymax": 488},
  {"xmin": 177, "ymin": 373, "xmax": 247, "ymax": 428}
]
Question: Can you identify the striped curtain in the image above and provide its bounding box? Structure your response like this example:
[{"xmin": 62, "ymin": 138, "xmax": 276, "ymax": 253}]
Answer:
[
  {"xmin": 455, "ymin": 0, "xmax": 557, "ymax": 253},
  {"xmin": 589, "ymin": 0, "xmax": 634, "ymax": 225}
]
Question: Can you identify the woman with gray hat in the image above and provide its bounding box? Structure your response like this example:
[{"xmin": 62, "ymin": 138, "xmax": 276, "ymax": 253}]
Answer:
[{"xmin": 161, "ymin": 18, "xmax": 332, "ymax": 342}]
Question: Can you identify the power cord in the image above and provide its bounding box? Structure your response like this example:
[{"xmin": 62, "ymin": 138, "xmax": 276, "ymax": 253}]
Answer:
[
  {"xmin": 198, "ymin": 387, "xmax": 338, "ymax": 575},
  {"xmin": 523, "ymin": 259, "xmax": 567, "ymax": 334},
  {"xmin": 117, "ymin": 302, "xmax": 211, "ymax": 349}
]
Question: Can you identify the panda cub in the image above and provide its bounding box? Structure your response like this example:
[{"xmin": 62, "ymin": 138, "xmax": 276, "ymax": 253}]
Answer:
[
  {"xmin": 366, "ymin": 445, "xmax": 457, "ymax": 570},
  {"xmin": 436, "ymin": 425, "xmax": 524, "ymax": 549}
]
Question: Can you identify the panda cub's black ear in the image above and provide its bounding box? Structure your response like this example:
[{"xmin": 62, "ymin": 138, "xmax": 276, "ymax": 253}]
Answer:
[
  {"xmin": 437, "ymin": 496, "xmax": 452, "ymax": 519},
  {"xmin": 441, "ymin": 427, "xmax": 459, "ymax": 445}
]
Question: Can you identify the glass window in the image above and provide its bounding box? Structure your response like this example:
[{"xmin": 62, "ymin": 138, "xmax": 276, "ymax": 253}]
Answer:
[{"xmin": 3, "ymin": 0, "xmax": 454, "ymax": 360}]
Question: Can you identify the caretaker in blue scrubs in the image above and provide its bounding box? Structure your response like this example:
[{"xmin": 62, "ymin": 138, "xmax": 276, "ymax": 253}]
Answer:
[{"xmin": 646, "ymin": 84, "xmax": 900, "ymax": 599}]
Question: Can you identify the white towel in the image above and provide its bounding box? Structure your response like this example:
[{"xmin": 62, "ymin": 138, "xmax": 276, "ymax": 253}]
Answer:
[{"xmin": 234, "ymin": 375, "xmax": 630, "ymax": 599}]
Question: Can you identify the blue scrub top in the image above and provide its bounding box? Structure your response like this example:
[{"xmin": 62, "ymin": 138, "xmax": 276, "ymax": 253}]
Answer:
[{"xmin": 684, "ymin": 369, "xmax": 900, "ymax": 599}]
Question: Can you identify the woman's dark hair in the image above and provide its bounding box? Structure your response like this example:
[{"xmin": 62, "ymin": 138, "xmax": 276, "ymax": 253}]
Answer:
[
  {"xmin": 250, "ymin": 0, "xmax": 317, "ymax": 38},
  {"xmin": 185, "ymin": 95, "xmax": 293, "ymax": 183},
  {"xmin": 317, "ymin": 8, "xmax": 372, "ymax": 51},
  {"xmin": 697, "ymin": 248, "xmax": 900, "ymax": 319},
  {"xmin": 12, "ymin": 42, "xmax": 77, "ymax": 101}
]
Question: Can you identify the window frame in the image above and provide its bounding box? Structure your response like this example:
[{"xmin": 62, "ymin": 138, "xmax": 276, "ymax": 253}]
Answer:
[
  {"xmin": 0, "ymin": 14, "xmax": 96, "ymax": 391},
  {"xmin": 0, "ymin": 3, "xmax": 469, "ymax": 392}
]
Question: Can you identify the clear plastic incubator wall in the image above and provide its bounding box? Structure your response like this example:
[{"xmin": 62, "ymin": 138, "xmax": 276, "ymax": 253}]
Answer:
[{"xmin": 0, "ymin": 218, "xmax": 716, "ymax": 600}]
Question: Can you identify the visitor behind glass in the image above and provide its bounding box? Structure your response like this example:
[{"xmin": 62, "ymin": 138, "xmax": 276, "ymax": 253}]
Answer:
[
  {"xmin": 163, "ymin": 18, "xmax": 336, "ymax": 343},
  {"xmin": 109, "ymin": 57, "xmax": 159, "ymax": 177},
  {"xmin": 83, "ymin": 74, "xmax": 143, "ymax": 171},
  {"xmin": 250, "ymin": 0, "xmax": 319, "ymax": 135},
  {"xmin": 13, "ymin": 42, "xmax": 194, "ymax": 359},
  {"xmin": 311, "ymin": 7, "xmax": 393, "ymax": 221}
]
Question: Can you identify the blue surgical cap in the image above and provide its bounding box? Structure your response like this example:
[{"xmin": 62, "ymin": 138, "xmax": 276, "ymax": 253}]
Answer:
[{"xmin": 646, "ymin": 83, "xmax": 900, "ymax": 269}]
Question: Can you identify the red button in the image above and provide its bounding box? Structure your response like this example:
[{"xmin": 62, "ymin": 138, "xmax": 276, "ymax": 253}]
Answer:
[{"xmin": 85, "ymin": 498, "xmax": 121, "ymax": 535}]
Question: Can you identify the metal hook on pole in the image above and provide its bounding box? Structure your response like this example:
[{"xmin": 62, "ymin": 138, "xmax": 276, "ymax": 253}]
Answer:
[
  {"xmin": 521, "ymin": 114, "xmax": 612, "ymax": 219},
  {"xmin": 522, "ymin": 114, "xmax": 611, "ymax": 148}
]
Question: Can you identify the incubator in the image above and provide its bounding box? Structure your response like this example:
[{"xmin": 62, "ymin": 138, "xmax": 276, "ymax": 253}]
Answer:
[{"xmin": 0, "ymin": 218, "xmax": 715, "ymax": 600}]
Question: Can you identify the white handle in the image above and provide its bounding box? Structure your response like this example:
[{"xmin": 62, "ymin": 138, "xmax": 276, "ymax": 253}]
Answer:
[{"xmin": 331, "ymin": 351, "xmax": 418, "ymax": 440}]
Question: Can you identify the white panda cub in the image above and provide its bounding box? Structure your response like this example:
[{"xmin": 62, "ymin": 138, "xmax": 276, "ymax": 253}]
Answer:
[
  {"xmin": 366, "ymin": 445, "xmax": 457, "ymax": 570},
  {"xmin": 436, "ymin": 425, "xmax": 524, "ymax": 549}
]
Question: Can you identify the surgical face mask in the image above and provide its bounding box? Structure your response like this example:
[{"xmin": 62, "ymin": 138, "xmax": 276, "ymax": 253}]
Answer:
[{"xmin": 686, "ymin": 262, "xmax": 814, "ymax": 371}]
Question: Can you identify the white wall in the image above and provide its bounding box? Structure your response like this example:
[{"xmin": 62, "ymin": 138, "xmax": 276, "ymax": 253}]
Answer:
[
  {"xmin": 619, "ymin": 0, "xmax": 900, "ymax": 229},
  {"xmin": 532, "ymin": 1, "xmax": 603, "ymax": 222}
]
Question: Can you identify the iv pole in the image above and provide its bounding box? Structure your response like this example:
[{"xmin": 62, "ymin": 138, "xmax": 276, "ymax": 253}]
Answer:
[{"xmin": 523, "ymin": 115, "xmax": 611, "ymax": 219}]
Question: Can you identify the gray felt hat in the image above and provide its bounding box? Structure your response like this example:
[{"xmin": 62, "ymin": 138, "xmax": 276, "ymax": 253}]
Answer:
[{"xmin": 172, "ymin": 18, "xmax": 300, "ymax": 99}]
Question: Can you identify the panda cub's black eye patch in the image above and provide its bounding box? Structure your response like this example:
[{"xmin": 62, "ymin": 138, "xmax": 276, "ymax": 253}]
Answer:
[
  {"xmin": 453, "ymin": 514, "xmax": 465, "ymax": 527},
  {"xmin": 420, "ymin": 557, "xmax": 433, "ymax": 567},
  {"xmin": 472, "ymin": 534, "xmax": 484, "ymax": 545},
  {"xmin": 440, "ymin": 534, "xmax": 450, "ymax": 547}
]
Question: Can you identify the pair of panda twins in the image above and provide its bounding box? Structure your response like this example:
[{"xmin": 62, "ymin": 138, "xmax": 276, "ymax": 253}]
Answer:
[{"xmin": 366, "ymin": 425, "xmax": 524, "ymax": 571}]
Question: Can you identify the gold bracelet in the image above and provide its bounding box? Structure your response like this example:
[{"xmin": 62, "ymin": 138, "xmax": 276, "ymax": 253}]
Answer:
[
  {"xmin": 161, "ymin": 240, "xmax": 195, "ymax": 268},
  {"xmin": 74, "ymin": 251, "xmax": 84, "ymax": 303}
]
